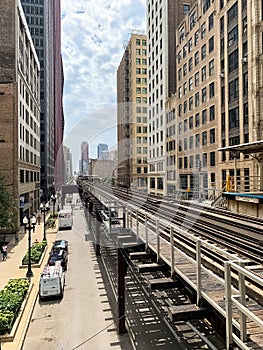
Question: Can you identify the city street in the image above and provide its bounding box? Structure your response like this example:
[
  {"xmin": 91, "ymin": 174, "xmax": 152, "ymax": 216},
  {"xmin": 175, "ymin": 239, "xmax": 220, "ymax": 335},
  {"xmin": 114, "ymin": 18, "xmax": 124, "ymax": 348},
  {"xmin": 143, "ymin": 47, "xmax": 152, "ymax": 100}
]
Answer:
[{"xmin": 21, "ymin": 209, "xmax": 125, "ymax": 350}]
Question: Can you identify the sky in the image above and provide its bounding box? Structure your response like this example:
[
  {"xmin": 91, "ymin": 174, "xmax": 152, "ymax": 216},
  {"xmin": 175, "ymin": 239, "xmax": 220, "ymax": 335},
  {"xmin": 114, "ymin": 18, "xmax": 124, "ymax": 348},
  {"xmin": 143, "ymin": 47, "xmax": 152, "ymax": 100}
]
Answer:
[{"xmin": 61, "ymin": 0, "xmax": 146, "ymax": 171}]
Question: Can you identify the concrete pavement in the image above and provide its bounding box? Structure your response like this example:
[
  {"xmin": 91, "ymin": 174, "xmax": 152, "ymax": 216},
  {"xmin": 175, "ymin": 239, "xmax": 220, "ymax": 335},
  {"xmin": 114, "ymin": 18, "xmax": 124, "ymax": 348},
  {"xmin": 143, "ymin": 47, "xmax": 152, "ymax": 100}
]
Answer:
[{"xmin": 0, "ymin": 218, "xmax": 57, "ymax": 350}]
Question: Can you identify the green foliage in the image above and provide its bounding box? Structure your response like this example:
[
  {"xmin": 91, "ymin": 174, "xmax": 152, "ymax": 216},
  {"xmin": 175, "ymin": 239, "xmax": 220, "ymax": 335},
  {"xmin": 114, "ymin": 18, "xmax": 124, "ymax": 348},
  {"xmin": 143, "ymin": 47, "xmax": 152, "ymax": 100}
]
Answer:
[
  {"xmin": 0, "ymin": 279, "xmax": 30, "ymax": 335},
  {"xmin": 22, "ymin": 240, "xmax": 47, "ymax": 265},
  {"xmin": 0, "ymin": 176, "xmax": 16, "ymax": 230},
  {"xmin": 49, "ymin": 212, "xmax": 58, "ymax": 219},
  {"xmin": 45, "ymin": 217, "xmax": 56, "ymax": 229}
]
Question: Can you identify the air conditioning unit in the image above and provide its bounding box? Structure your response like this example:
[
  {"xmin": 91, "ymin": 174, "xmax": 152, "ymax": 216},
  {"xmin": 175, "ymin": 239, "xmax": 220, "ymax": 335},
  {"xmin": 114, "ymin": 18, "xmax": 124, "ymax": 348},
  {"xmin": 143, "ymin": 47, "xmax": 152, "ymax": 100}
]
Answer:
[
  {"xmin": 220, "ymin": 73, "xmax": 224, "ymax": 78},
  {"xmin": 241, "ymin": 57, "xmax": 248, "ymax": 64}
]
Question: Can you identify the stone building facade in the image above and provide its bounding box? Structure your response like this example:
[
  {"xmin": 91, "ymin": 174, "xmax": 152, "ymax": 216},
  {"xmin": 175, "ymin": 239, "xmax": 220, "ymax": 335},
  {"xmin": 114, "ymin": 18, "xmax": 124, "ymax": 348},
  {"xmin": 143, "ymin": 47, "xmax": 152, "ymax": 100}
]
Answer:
[
  {"xmin": 117, "ymin": 33, "xmax": 148, "ymax": 191},
  {"xmin": 0, "ymin": 0, "xmax": 40, "ymax": 227}
]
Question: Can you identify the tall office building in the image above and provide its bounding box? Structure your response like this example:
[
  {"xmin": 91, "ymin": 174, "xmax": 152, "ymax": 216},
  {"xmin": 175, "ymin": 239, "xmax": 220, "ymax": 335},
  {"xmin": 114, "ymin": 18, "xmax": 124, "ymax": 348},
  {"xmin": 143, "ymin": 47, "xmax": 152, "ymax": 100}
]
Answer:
[
  {"xmin": 97, "ymin": 143, "xmax": 109, "ymax": 159},
  {"xmin": 117, "ymin": 34, "xmax": 148, "ymax": 190},
  {"xmin": 0, "ymin": 0, "xmax": 40, "ymax": 226},
  {"xmin": 21, "ymin": 0, "xmax": 64, "ymax": 200},
  {"xmin": 63, "ymin": 146, "xmax": 73, "ymax": 183},
  {"xmin": 147, "ymin": 0, "xmax": 195, "ymax": 195},
  {"xmin": 166, "ymin": 0, "xmax": 218, "ymax": 198},
  {"xmin": 80, "ymin": 141, "xmax": 89, "ymax": 175},
  {"xmin": 165, "ymin": 0, "xmax": 263, "ymax": 198}
]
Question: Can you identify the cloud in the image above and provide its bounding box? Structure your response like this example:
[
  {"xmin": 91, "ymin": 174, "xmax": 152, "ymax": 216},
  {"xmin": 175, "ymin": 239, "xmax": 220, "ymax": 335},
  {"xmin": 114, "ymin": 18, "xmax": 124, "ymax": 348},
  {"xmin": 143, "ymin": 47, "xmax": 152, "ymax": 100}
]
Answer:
[{"xmin": 61, "ymin": 0, "xmax": 146, "ymax": 167}]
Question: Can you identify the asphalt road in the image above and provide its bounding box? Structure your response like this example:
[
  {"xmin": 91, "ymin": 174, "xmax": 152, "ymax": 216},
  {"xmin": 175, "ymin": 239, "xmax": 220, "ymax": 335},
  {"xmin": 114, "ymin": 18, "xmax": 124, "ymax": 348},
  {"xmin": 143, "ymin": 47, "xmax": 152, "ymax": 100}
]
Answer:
[{"xmin": 22, "ymin": 209, "xmax": 125, "ymax": 350}]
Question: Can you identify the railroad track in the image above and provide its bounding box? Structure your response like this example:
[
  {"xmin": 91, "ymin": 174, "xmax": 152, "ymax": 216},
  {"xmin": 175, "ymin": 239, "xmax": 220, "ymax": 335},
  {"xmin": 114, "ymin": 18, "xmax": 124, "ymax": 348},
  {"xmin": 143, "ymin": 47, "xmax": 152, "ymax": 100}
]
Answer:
[{"xmin": 78, "ymin": 181, "xmax": 263, "ymax": 297}]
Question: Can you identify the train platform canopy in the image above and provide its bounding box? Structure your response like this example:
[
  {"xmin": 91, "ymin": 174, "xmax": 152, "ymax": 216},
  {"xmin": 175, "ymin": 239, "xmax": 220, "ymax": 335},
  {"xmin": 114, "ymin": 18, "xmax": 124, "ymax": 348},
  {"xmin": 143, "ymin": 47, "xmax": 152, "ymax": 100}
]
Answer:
[
  {"xmin": 217, "ymin": 140, "xmax": 263, "ymax": 156},
  {"xmin": 222, "ymin": 191, "xmax": 263, "ymax": 203}
]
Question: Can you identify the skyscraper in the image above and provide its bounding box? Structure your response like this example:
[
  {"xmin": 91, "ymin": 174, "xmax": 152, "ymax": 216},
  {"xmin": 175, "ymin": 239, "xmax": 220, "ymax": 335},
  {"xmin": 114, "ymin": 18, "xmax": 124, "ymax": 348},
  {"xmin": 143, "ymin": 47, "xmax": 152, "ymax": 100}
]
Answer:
[
  {"xmin": 117, "ymin": 33, "xmax": 148, "ymax": 190},
  {"xmin": 147, "ymin": 0, "xmax": 195, "ymax": 195},
  {"xmin": 80, "ymin": 141, "xmax": 89, "ymax": 175},
  {"xmin": 21, "ymin": 0, "xmax": 64, "ymax": 200},
  {"xmin": 0, "ymin": 0, "xmax": 41, "ymax": 225},
  {"xmin": 97, "ymin": 143, "xmax": 108, "ymax": 159}
]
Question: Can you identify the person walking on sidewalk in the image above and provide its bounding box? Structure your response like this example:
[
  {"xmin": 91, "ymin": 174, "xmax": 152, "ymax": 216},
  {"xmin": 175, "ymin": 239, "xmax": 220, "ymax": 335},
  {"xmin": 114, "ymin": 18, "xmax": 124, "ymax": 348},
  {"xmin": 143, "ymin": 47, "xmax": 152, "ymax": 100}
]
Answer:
[{"xmin": 2, "ymin": 244, "xmax": 7, "ymax": 261}]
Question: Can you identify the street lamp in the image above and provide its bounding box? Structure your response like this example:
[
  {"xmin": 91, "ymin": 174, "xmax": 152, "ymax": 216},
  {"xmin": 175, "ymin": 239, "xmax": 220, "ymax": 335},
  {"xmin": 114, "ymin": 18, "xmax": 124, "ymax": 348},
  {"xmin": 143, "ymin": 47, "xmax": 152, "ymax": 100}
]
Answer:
[
  {"xmin": 23, "ymin": 215, "xmax": 36, "ymax": 278},
  {"xmin": 40, "ymin": 202, "xmax": 49, "ymax": 241},
  {"xmin": 50, "ymin": 194, "xmax": 57, "ymax": 216}
]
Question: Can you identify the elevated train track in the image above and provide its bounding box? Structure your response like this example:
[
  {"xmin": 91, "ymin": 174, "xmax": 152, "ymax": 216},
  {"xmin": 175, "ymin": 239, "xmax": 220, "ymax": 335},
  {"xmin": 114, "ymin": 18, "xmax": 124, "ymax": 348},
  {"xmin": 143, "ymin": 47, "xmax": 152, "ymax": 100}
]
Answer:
[{"xmin": 77, "ymin": 180, "xmax": 263, "ymax": 349}]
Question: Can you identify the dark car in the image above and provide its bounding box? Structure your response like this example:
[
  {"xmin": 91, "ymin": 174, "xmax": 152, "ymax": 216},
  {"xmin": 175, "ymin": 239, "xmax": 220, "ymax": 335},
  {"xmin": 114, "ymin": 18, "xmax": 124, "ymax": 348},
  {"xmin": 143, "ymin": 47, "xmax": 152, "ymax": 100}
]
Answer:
[
  {"xmin": 48, "ymin": 249, "xmax": 68, "ymax": 271},
  {"xmin": 52, "ymin": 239, "xmax": 68, "ymax": 252}
]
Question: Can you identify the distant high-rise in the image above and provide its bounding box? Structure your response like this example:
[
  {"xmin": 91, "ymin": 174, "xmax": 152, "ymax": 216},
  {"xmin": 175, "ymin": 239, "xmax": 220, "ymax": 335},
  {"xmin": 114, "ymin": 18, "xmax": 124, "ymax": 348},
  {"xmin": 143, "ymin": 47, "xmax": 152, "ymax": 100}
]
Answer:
[
  {"xmin": 21, "ymin": 0, "xmax": 64, "ymax": 199},
  {"xmin": 97, "ymin": 143, "xmax": 108, "ymax": 159},
  {"xmin": 63, "ymin": 146, "xmax": 73, "ymax": 183},
  {"xmin": 80, "ymin": 142, "xmax": 89, "ymax": 175}
]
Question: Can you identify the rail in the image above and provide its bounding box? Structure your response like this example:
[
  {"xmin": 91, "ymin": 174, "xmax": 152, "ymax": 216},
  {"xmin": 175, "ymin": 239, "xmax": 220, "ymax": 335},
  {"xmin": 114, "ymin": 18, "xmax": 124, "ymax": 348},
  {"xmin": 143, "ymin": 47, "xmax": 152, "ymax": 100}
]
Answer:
[{"xmin": 225, "ymin": 261, "xmax": 263, "ymax": 350}]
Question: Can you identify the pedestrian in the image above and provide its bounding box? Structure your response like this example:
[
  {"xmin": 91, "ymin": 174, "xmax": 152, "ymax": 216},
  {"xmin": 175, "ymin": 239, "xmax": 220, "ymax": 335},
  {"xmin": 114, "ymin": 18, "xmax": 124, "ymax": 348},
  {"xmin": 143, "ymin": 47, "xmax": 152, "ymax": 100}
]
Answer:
[
  {"xmin": 36, "ymin": 212, "xmax": 41, "ymax": 225},
  {"xmin": 2, "ymin": 244, "xmax": 7, "ymax": 261}
]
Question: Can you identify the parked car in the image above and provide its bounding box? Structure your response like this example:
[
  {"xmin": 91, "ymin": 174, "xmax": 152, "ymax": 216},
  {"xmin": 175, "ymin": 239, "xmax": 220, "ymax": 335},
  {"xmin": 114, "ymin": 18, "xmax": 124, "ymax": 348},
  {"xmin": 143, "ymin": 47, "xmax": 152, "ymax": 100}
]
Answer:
[
  {"xmin": 48, "ymin": 249, "xmax": 68, "ymax": 271},
  {"xmin": 52, "ymin": 239, "xmax": 68, "ymax": 252}
]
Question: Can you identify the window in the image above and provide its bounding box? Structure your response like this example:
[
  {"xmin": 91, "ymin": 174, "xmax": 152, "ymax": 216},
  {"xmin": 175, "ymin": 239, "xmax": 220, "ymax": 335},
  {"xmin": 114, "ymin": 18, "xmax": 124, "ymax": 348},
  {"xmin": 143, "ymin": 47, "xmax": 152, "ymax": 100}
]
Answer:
[
  {"xmin": 210, "ymin": 151, "xmax": 215, "ymax": 166},
  {"xmin": 201, "ymin": 23, "xmax": 206, "ymax": 39},
  {"xmin": 183, "ymin": 44, "xmax": 187, "ymax": 58},
  {"xmin": 195, "ymin": 133, "xmax": 200, "ymax": 147},
  {"xmin": 203, "ymin": 0, "xmax": 211, "ymax": 13},
  {"xmin": 183, "ymin": 82, "xmax": 187, "ymax": 95},
  {"xmin": 188, "ymin": 38, "xmax": 193, "ymax": 52},
  {"xmin": 202, "ymin": 153, "xmax": 207, "ymax": 167},
  {"xmin": 195, "ymin": 113, "xmax": 200, "ymax": 127},
  {"xmin": 202, "ymin": 109, "xmax": 207, "ymax": 124},
  {"xmin": 228, "ymin": 26, "xmax": 238, "ymax": 46},
  {"xmin": 183, "ymin": 4, "xmax": 190, "ymax": 15},
  {"xmin": 183, "ymin": 63, "xmax": 187, "ymax": 76},
  {"xmin": 202, "ymin": 131, "xmax": 207, "ymax": 145},
  {"xmin": 189, "ymin": 77, "xmax": 193, "ymax": 91},
  {"xmin": 194, "ymin": 30, "xmax": 200, "ymax": 45},
  {"xmin": 188, "ymin": 57, "xmax": 193, "ymax": 71},
  {"xmin": 189, "ymin": 116, "xmax": 193, "ymax": 129},
  {"xmin": 209, "ymin": 59, "xmax": 214, "ymax": 75},
  {"xmin": 201, "ymin": 44, "xmax": 206, "ymax": 59},
  {"xmin": 195, "ymin": 72, "xmax": 200, "ymax": 86},
  {"xmin": 201, "ymin": 66, "xmax": 206, "ymax": 81},
  {"xmin": 209, "ymin": 82, "xmax": 215, "ymax": 98},
  {"xmin": 243, "ymin": 72, "xmax": 248, "ymax": 96},
  {"xmin": 209, "ymin": 36, "xmax": 214, "ymax": 53},
  {"xmin": 210, "ymin": 128, "xmax": 215, "ymax": 143},
  {"xmin": 189, "ymin": 11, "xmax": 197, "ymax": 30},
  {"xmin": 210, "ymin": 105, "xmax": 215, "ymax": 121},
  {"xmin": 136, "ymin": 58, "xmax": 141, "ymax": 65},
  {"xmin": 195, "ymin": 92, "xmax": 200, "ymax": 107},
  {"xmin": 229, "ymin": 107, "xmax": 239, "ymax": 129},
  {"xmin": 228, "ymin": 49, "xmax": 238, "ymax": 73},
  {"xmin": 228, "ymin": 2, "xmax": 238, "ymax": 24},
  {"xmin": 179, "ymin": 26, "xmax": 185, "ymax": 43},
  {"xmin": 136, "ymin": 38, "xmax": 140, "ymax": 45},
  {"xmin": 202, "ymin": 87, "xmax": 207, "ymax": 102},
  {"xmin": 178, "ymin": 68, "xmax": 182, "ymax": 81},
  {"xmin": 195, "ymin": 51, "xmax": 199, "ymax": 66},
  {"xmin": 189, "ymin": 96, "xmax": 193, "ymax": 110},
  {"xmin": 229, "ymin": 78, "xmax": 239, "ymax": 102},
  {"xmin": 208, "ymin": 13, "xmax": 214, "ymax": 30}
]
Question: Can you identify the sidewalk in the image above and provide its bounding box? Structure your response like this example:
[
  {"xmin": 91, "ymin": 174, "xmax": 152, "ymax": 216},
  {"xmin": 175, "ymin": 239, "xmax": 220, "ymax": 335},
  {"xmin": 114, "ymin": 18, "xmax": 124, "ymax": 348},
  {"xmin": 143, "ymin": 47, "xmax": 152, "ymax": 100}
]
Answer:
[{"xmin": 0, "ymin": 218, "xmax": 57, "ymax": 350}]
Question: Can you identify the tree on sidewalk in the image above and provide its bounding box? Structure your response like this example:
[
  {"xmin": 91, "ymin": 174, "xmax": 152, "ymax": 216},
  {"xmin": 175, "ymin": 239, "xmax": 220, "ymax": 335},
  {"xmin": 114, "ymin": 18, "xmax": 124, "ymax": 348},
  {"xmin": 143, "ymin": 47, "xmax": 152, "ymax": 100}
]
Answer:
[{"xmin": 0, "ymin": 176, "xmax": 16, "ymax": 232}]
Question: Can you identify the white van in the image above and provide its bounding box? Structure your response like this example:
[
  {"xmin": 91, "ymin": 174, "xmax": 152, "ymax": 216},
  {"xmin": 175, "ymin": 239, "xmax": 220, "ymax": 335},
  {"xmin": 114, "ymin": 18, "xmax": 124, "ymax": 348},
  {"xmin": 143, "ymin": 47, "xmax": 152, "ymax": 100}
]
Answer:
[
  {"xmin": 39, "ymin": 263, "xmax": 65, "ymax": 300},
  {"xmin": 58, "ymin": 209, "xmax": 73, "ymax": 230}
]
